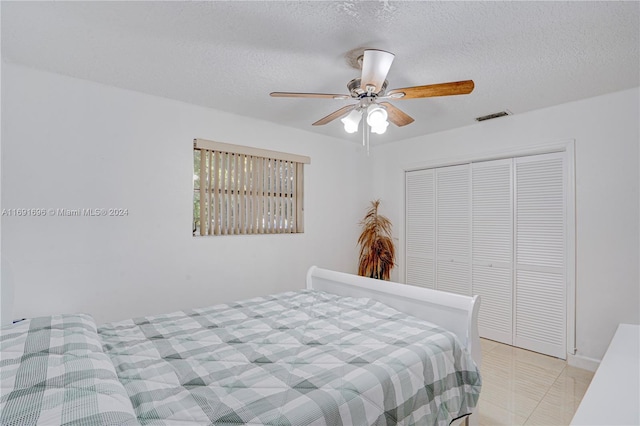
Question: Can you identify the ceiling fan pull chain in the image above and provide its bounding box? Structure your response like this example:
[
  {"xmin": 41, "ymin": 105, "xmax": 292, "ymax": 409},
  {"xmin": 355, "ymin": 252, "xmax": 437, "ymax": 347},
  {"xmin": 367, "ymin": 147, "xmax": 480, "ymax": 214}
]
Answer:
[{"xmin": 365, "ymin": 121, "xmax": 370, "ymax": 156}]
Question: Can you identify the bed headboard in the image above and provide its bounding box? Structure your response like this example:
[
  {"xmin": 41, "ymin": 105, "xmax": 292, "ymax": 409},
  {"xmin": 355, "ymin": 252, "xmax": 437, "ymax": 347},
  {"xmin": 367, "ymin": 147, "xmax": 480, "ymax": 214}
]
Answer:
[{"xmin": 306, "ymin": 266, "xmax": 482, "ymax": 368}]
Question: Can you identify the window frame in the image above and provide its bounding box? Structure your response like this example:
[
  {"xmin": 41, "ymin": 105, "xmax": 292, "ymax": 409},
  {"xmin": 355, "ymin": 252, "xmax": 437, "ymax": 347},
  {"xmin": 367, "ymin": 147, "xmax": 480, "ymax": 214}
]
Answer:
[{"xmin": 193, "ymin": 138, "xmax": 310, "ymax": 236}]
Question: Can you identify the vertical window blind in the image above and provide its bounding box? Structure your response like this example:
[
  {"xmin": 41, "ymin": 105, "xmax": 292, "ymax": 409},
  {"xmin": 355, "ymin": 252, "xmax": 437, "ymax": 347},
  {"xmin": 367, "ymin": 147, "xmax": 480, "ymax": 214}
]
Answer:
[{"xmin": 193, "ymin": 139, "xmax": 310, "ymax": 236}]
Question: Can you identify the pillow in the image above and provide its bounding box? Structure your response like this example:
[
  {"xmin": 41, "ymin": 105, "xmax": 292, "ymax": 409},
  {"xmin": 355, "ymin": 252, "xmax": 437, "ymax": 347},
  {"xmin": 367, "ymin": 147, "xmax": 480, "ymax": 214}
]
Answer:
[{"xmin": 1, "ymin": 314, "xmax": 139, "ymax": 425}]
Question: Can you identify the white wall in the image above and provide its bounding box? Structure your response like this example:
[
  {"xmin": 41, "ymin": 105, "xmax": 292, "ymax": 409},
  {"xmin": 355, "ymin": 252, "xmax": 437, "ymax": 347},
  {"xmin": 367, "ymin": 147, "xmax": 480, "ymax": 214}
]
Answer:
[
  {"xmin": 1, "ymin": 62, "xmax": 370, "ymax": 324},
  {"xmin": 0, "ymin": 29, "xmax": 8, "ymax": 325},
  {"xmin": 370, "ymin": 87, "xmax": 640, "ymax": 362},
  {"xmin": 3, "ymin": 60, "xmax": 637, "ymax": 364}
]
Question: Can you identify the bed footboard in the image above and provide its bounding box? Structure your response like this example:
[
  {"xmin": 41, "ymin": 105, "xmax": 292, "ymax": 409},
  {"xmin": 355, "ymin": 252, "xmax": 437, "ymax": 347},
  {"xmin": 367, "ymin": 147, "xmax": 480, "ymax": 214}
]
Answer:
[{"xmin": 306, "ymin": 266, "xmax": 482, "ymax": 369}]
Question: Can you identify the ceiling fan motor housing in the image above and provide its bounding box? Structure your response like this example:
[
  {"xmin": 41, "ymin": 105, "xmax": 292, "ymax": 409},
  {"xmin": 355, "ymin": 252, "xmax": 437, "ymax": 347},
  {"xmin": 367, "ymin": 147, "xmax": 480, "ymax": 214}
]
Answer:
[{"xmin": 348, "ymin": 78, "xmax": 388, "ymax": 98}]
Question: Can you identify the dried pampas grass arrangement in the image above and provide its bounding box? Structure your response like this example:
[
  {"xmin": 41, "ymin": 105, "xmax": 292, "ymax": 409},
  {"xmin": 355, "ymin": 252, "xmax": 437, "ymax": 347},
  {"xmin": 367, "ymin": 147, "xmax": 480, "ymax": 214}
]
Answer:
[{"xmin": 357, "ymin": 200, "xmax": 395, "ymax": 280}]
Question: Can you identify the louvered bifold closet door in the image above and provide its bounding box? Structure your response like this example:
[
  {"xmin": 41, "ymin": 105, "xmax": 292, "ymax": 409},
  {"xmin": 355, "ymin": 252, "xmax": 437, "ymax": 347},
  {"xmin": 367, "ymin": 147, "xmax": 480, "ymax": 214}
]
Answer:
[
  {"xmin": 406, "ymin": 170, "xmax": 435, "ymax": 288},
  {"xmin": 436, "ymin": 164, "xmax": 471, "ymax": 296},
  {"xmin": 472, "ymin": 159, "xmax": 514, "ymax": 345},
  {"xmin": 515, "ymin": 152, "xmax": 566, "ymax": 359}
]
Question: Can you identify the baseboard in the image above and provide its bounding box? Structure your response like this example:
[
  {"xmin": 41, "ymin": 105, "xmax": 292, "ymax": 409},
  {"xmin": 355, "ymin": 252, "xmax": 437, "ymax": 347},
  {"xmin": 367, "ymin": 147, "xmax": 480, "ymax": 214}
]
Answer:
[{"xmin": 567, "ymin": 353, "xmax": 600, "ymax": 372}]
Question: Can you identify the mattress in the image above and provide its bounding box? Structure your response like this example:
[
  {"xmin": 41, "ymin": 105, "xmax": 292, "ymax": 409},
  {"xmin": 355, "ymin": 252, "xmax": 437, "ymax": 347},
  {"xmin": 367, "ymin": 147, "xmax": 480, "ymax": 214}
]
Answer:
[
  {"xmin": 0, "ymin": 314, "xmax": 138, "ymax": 426},
  {"xmin": 98, "ymin": 290, "xmax": 481, "ymax": 425}
]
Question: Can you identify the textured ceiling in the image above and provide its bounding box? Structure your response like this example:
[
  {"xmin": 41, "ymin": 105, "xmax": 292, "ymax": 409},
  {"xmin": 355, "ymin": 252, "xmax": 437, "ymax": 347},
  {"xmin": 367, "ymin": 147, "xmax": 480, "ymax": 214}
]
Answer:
[{"xmin": 2, "ymin": 1, "xmax": 639, "ymax": 145}]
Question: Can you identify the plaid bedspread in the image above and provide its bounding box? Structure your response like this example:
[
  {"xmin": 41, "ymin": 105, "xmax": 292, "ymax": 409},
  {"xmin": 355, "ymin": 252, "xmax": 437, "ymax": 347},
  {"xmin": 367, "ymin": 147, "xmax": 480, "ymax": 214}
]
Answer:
[
  {"xmin": 0, "ymin": 314, "xmax": 139, "ymax": 425},
  {"xmin": 99, "ymin": 290, "xmax": 481, "ymax": 425}
]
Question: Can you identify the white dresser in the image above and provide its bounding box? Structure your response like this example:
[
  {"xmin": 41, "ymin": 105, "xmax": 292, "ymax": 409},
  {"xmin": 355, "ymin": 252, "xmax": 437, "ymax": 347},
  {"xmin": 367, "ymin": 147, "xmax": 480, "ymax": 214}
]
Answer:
[{"xmin": 570, "ymin": 323, "xmax": 640, "ymax": 426}]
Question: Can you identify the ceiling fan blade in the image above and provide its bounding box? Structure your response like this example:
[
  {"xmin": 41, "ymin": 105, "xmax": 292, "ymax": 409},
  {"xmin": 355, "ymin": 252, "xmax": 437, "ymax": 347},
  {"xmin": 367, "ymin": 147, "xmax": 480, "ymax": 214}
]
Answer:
[
  {"xmin": 312, "ymin": 104, "xmax": 356, "ymax": 126},
  {"xmin": 360, "ymin": 49, "xmax": 395, "ymax": 94},
  {"xmin": 387, "ymin": 80, "xmax": 475, "ymax": 99},
  {"xmin": 270, "ymin": 92, "xmax": 350, "ymax": 100},
  {"xmin": 379, "ymin": 102, "xmax": 414, "ymax": 127}
]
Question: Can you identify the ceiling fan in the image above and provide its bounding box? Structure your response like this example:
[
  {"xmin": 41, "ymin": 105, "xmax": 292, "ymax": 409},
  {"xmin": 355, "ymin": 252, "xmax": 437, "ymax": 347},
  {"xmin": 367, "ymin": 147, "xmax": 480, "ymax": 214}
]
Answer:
[{"xmin": 270, "ymin": 49, "xmax": 474, "ymax": 141}]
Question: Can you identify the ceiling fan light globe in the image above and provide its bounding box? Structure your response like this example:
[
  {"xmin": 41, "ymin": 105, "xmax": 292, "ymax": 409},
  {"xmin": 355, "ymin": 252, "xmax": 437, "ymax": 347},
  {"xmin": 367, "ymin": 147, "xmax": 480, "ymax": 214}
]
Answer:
[
  {"xmin": 371, "ymin": 121, "xmax": 389, "ymax": 135},
  {"xmin": 367, "ymin": 105, "xmax": 388, "ymax": 127},
  {"xmin": 341, "ymin": 109, "xmax": 362, "ymax": 133},
  {"xmin": 347, "ymin": 109, "xmax": 363, "ymax": 124},
  {"xmin": 341, "ymin": 110, "xmax": 361, "ymax": 133},
  {"xmin": 343, "ymin": 122, "xmax": 359, "ymax": 133}
]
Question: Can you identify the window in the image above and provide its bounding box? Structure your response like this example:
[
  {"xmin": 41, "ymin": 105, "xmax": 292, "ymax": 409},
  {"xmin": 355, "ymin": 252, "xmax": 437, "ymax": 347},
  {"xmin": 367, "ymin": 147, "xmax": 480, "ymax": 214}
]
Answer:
[{"xmin": 193, "ymin": 138, "xmax": 310, "ymax": 236}]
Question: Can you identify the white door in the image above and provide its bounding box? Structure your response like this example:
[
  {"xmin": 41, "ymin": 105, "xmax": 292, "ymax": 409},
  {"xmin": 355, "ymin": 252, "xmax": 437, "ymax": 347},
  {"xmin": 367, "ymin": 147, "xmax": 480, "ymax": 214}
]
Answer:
[
  {"xmin": 405, "ymin": 169, "xmax": 435, "ymax": 289},
  {"xmin": 514, "ymin": 152, "xmax": 566, "ymax": 359},
  {"xmin": 472, "ymin": 159, "xmax": 514, "ymax": 345},
  {"xmin": 436, "ymin": 164, "xmax": 471, "ymax": 296}
]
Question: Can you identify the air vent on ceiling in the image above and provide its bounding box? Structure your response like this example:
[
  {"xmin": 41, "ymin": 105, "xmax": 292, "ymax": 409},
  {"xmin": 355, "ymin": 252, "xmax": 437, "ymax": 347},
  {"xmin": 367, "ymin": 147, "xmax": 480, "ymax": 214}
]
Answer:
[{"xmin": 475, "ymin": 110, "xmax": 512, "ymax": 122}]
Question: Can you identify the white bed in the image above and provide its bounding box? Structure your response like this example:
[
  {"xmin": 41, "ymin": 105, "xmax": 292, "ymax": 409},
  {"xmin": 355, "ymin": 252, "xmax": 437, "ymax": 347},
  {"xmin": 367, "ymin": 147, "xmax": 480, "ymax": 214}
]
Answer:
[
  {"xmin": 1, "ymin": 266, "xmax": 482, "ymax": 426},
  {"xmin": 307, "ymin": 266, "xmax": 482, "ymax": 425}
]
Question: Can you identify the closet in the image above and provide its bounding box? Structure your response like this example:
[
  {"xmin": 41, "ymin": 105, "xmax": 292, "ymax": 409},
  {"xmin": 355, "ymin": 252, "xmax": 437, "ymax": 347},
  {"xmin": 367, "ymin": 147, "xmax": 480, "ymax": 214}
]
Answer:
[{"xmin": 405, "ymin": 151, "xmax": 569, "ymax": 359}]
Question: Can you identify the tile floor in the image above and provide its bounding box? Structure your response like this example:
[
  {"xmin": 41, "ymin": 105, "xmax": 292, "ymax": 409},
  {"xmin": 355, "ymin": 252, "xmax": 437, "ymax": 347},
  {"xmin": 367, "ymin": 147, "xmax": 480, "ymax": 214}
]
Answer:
[{"xmin": 478, "ymin": 338, "xmax": 595, "ymax": 426}]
